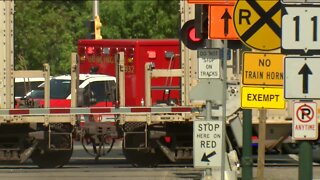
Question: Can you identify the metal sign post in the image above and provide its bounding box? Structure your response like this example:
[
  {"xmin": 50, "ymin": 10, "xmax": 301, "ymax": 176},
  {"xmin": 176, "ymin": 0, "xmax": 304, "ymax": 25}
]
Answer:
[
  {"xmin": 221, "ymin": 39, "xmax": 228, "ymax": 180},
  {"xmin": 242, "ymin": 109, "xmax": 253, "ymax": 180},
  {"xmin": 257, "ymin": 109, "xmax": 267, "ymax": 179},
  {"xmin": 299, "ymin": 140, "xmax": 313, "ymax": 180}
]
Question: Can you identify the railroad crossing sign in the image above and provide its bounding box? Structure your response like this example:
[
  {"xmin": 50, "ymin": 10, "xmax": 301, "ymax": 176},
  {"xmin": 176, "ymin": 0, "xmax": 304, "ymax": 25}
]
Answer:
[
  {"xmin": 194, "ymin": 120, "xmax": 222, "ymax": 168},
  {"xmin": 198, "ymin": 48, "xmax": 220, "ymax": 79},
  {"xmin": 281, "ymin": 4, "xmax": 320, "ymax": 55},
  {"xmin": 242, "ymin": 52, "xmax": 284, "ymax": 86},
  {"xmin": 284, "ymin": 56, "xmax": 320, "ymax": 99},
  {"xmin": 241, "ymin": 86, "xmax": 285, "ymax": 109},
  {"xmin": 293, "ymin": 102, "xmax": 318, "ymax": 140},
  {"xmin": 209, "ymin": 5, "xmax": 238, "ymax": 40},
  {"xmin": 233, "ymin": 0, "xmax": 281, "ymax": 51}
]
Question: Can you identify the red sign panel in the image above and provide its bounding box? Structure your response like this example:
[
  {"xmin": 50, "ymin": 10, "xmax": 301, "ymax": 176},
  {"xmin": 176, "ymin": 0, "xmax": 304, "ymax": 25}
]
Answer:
[{"xmin": 209, "ymin": 5, "xmax": 238, "ymax": 40}]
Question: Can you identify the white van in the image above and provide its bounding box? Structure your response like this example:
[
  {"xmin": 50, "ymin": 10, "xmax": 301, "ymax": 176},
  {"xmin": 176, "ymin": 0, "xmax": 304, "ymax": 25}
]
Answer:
[{"xmin": 14, "ymin": 77, "xmax": 45, "ymax": 98}]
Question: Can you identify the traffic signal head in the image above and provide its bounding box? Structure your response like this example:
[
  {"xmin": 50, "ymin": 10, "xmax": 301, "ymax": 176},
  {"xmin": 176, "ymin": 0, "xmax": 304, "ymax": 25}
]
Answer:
[
  {"xmin": 86, "ymin": 16, "xmax": 103, "ymax": 40},
  {"xmin": 180, "ymin": 19, "xmax": 206, "ymax": 50},
  {"xmin": 86, "ymin": 20, "xmax": 95, "ymax": 39},
  {"xmin": 195, "ymin": 4, "xmax": 208, "ymax": 39},
  {"xmin": 94, "ymin": 16, "xmax": 102, "ymax": 40}
]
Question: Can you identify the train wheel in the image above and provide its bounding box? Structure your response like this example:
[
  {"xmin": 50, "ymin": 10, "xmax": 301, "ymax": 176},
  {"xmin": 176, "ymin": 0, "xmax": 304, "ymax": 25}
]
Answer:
[
  {"xmin": 122, "ymin": 137, "xmax": 160, "ymax": 167},
  {"xmin": 31, "ymin": 148, "xmax": 73, "ymax": 168},
  {"xmin": 80, "ymin": 133, "xmax": 115, "ymax": 158},
  {"xmin": 31, "ymin": 124, "xmax": 73, "ymax": 168},
  {"xmin": 123, "ymin": 149, "xmax": 159, "ymax": 167},
  {"xmin": 312, "ymin": 143, "xmax": 320, "ymax": 163},
  {"xmin": 122, "ymin": 123, "xmax": 168, "ymax": 167},
  {"xmin": 282, "ymin": 143, "xmax": 299, "ymax": 154}
]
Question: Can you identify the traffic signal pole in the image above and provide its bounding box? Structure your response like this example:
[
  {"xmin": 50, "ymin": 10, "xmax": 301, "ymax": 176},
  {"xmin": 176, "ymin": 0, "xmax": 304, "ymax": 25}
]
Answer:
[
  {"xmin": 93, "ymin": 0, "xmax": 102, "ymax": 39},
  {"xmin": 220, "ymin": 39, "xmax": 228, "ymax": 180},
  {"xmin": 86, "ymin": 0, "xmax": 102, "ymax": 39},
  {"xmin": 93, "ymin": 0, "xmax": 99, "ymax": 18}
]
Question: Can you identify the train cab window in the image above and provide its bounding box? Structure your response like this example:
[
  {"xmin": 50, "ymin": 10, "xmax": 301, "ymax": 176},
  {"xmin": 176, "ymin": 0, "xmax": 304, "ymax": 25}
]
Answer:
[
  {"xmin": 84, "ymin": 80, "xmax": 116, "ymax": 105},
  {"xmin": 107, "ymin": 80, "xmax": 116, "ymax": 102},
  {"xmin": 89, "ymin": 81, "xmax": 106, "ymax": 102}
]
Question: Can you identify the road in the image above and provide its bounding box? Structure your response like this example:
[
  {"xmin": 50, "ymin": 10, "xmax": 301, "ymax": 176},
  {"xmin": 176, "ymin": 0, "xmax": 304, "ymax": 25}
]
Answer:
[{"xmin": 0, "ymin": 140, "xmax": 320, "ymax": 180}]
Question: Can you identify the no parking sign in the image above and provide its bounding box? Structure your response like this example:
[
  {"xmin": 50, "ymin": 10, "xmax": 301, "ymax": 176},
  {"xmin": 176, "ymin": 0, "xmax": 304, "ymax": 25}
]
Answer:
[{"xmin": 293, "ymin": 102, "xmax": 318, "ymax": 140}]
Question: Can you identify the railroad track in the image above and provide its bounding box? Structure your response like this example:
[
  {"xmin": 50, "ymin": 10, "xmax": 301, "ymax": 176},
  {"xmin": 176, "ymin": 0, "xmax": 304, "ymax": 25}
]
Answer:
[
  {"xmin": 1, "ymin": 153, "xmax": 320, "ymax": 180},
  {"xmin": 1, "ymin": 144, "xmax": 320, "ymax": 180}
]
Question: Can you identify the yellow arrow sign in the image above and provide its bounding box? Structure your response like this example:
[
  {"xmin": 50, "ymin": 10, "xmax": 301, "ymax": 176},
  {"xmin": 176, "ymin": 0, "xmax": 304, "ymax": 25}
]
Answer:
[
  {"xmin": 242, "ymin": 52, "xmax": 284, "ymax": 86},
  {"xmin": 241, "ymin": 86, "xmax": 285, "ymax": 109},
  {"xmin": 233, "ymin": 0, "xmax": 281, "ymax": 51}
]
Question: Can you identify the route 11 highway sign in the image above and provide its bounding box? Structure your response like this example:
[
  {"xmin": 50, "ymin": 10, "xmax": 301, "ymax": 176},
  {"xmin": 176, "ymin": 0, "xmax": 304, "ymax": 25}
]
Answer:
[{"xmin": 282, "ymin": 4, "xmax": 320, "ymax": 55}]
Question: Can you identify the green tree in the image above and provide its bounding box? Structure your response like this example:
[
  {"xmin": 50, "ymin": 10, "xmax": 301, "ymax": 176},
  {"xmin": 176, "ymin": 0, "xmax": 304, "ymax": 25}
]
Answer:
[
  {"xmin": 100, "ymin": 0, "xmax": 179, "ymax": 39},
  {"xmin": 14, "ymin": 0, "xmax": 180, "ymax": 75},
  {"xmin": 14, "ymin": 0, "xmax": 90, "ymax": 74}
]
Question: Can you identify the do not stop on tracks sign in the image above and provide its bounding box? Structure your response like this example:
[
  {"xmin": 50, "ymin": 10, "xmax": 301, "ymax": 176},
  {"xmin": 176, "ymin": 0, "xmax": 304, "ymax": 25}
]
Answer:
[{"xmin": 293, "ymin": 102, "xmax": 318, "ymax": 140}]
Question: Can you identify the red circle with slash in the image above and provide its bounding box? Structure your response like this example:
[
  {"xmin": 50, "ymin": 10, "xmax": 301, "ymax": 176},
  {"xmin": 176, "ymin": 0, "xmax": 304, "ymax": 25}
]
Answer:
[{"xmin": 296, "ymin": 104, "xmax": 314, "ymax": 123}]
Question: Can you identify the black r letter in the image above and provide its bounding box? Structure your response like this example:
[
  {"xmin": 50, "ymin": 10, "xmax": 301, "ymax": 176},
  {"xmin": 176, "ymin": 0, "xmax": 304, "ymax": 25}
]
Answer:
[
  {"xmin": 301, "ymin": 108, "xmax": 311, "ymax": 120},
  {"xmin": 239, "ymin": 9, "xmax": 251, "ymax": 25}
]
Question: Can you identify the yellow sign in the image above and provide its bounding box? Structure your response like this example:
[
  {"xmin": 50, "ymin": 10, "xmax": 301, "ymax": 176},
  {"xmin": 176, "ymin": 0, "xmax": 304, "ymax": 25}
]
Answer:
[
  {"xmin": 242, "ymin": 52, "xmax": 284, "ymax": 86},
  {"xmin": 233, "ymin": 0, "xmax": 281, "ymax": 51},
  {"xmin": 241, "ymin": 86, "xmax": 285, "ymax": 109}
]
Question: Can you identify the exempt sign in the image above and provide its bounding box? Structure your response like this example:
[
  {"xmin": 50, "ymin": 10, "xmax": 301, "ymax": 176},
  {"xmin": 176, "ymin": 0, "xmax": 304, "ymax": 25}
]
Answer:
[
  {"xmin": 247, "ymin": 94, "xmax": 280, "ymax": 102},
  {"xmin": 241, "ymin": 86, "xmax": 285, "ymax": 109}
]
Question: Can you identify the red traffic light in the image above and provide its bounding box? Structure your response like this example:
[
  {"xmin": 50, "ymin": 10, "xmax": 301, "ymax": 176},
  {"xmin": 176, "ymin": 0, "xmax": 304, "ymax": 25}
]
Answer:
[
  {"xmin": 188, "ymin": 28, "xmax": 201, "ymax": 42},
  {"xmin": 180, "ymin": 20, "xmax": 206, "ymax": 50}
]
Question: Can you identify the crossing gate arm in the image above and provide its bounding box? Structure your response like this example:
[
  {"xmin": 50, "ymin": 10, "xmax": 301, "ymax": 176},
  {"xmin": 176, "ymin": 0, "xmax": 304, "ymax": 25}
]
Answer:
[
  {"xmin": 0, "ymin": 115, "xmax": 76, "ymax": 125},
  {"xmin": 0, "ymin": 106, "xmax": 194, "ymax": 116}
]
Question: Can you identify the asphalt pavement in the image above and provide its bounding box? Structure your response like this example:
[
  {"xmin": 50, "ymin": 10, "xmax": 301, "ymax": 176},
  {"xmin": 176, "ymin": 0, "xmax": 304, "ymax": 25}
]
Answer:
[{"xmin": 0, "ymin": 140, "xmax": 320, "ymax": 180}]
